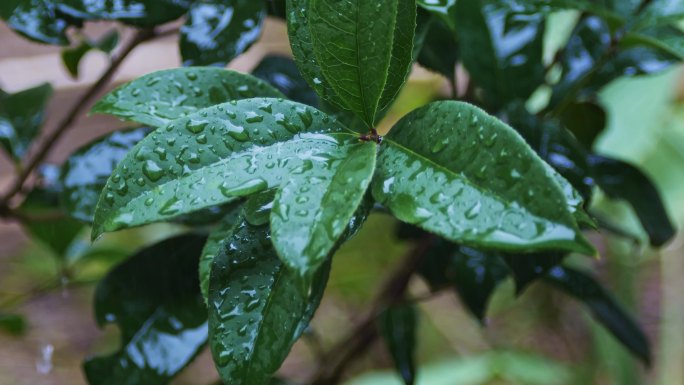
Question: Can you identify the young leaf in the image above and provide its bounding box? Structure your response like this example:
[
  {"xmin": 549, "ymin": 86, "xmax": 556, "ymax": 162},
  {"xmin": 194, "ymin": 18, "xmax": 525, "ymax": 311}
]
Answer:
[
  {"xmin": 379, "ymin": 304, "xmax": 418, "ymax": 385},
  {"xmin": 0, "ymin": 0, "xmax": 74, "ymax": 45},
  {"xmin": 588, "ymin": 155, "xmax": 676, "ymax": 246},
  {"xmin": 56, "ymin": 0, "xmax": 189, "ymax": 26},
  {"xmin": 372, "ymin": 101, "xmax": 595, "ymax": 255},
  {"xmin": 288, "ymin": 0, "xmax": 416, "ymax": 126},
  {"xmin": 208, "ymin": 219, "xmax": 330, "ymax": 385},
  {"xmin": 60, "ymin": 127, "xmax": 151, "ymax": 222},
  {"xmin": 544, "ymin": 266, "xmax": 652, "ymax": 365},
  {"xmin": 180, "ymin": 0, "xmax": 266, "ymax": 67},
  {"xmin": 83, "ymin": 234, "xmax": 208, "ymax": 385},
  {"xmin": 454, "ymin": 0, "xmax": 546, "ymax": 108},
  {"xmin": 253, "ymin": 55, "xmax": 320, "ymax": 107},
  {"xmin": 0, "ymin": 83, "xmax": 53, "ymax": 160},
  {"xmin": 92, "ymin": 68, "xmax": 284, "ymax": 127}
]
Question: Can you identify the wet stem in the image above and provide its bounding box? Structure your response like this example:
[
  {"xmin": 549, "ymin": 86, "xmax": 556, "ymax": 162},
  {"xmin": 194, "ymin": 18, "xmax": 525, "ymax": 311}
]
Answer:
[
  {"xmin": 306, "ymin": 234, "xmax": 435, "ymax": 385},
  {"xmin": 0, "ymin": 25, "xmax": 179, "ymax": 218}
]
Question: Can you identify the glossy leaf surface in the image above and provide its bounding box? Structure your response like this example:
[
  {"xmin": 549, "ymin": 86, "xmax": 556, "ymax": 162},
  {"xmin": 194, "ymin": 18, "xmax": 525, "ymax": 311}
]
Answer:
[
  {"xmin": 60, "ymin": 127, "xmax": 151, "ymax": 222},
  {"xmin": 288, "ymin": 0, "xmax": 416, "ymax": 126},
  {"xmin": 588, "ymin": 155, "xmax": 676, "ymax": 246},
  {"xmin": 455, "ymin": 0, "xmax": 546, "ymax": 107},
  {"xmin": 84, "ymin": 234, "xmax": 208, "ymax": 385},
  {"xmin": 57, "ymin": 0, "xmax": 189, "ymax": 26},
  {"xmin": 209, "ymin": 219, "xmax": 330, "ymax": 385},
  {"xmin": 0, "ymin": 0, "xmax": 74, "ymax": 45},
  {"xmin": 544, "ymin": 266, "xmax": 651, "ymax": 364},
  {"xmin": 180, "ymin": 0, "xmax": 266, "ymax": 67},
  {"xmin": 0, "ymin": 83, "xmax": 53, "ymax": 159},
  {"xmin": 252, "ymin": 55, "xmax": 319, "ymax": 107},
  {"xmin": 92, "ymin": 68, "xmax": 284, "ymax": 127},
  {"xmin": 379, "ymin": 304, "xmax": 418, "ymax": 385},
  {"xmin": 372, "ymin": 101, "xmax": 594, "ymax": 254}
]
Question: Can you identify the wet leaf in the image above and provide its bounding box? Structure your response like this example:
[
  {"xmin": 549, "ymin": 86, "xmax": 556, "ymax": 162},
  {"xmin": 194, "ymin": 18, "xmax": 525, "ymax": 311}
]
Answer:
[
  {"xmin": 60, "ymin": 127, "xmax": 151, "ymax": 223},
  {"xmin": 588, "ymin": 155, "xmax": 676, "ymax": 246},
  {"xmin": 208, "ymin": 218, "xmax": 330, "ymax": 385},
  {"xmin": 372, "ymin": 101, "xmax": 595, "ymax": 254},
  {"xmin": 0, "ymin": 83, "xmax": 53, "ymax": 160},
  {"xmin": 252, "ymin": 55, "xmax": 319, "ymax": 107},
  {"xmin": 92, "ymin": 68, "xmax": 284, "ymax": 128},
  {"xmin": 378, "ymin": 303, "xmax": 418, "ymax": 385},
  {"xmin": 57, "ymin": 0, "xmax": 190, "ymax": 26},
  {"xmin": 83, "ymin": 234, "xmax": 208, "ymax": 385},
  {"xmin": 0, "ymin": 0, "xmax": 75, "ymax": 45},
  {"xmin": 288, "ymin": 0, "xmax": 416, "ymax": 126},
  {"xmin": 180, "ymin": 0, "xmax": 266, "ymax": 67},
  {"xmin": 544, "ymin": 266, "xmax": 652, "ymax": 365},
  {"xmin": 199, "ymin": 204, "xmax": 245, "ymax": 302},
  {"xmin": 455, "ymin": 0, "xmax": 546, "ymax": 108}
]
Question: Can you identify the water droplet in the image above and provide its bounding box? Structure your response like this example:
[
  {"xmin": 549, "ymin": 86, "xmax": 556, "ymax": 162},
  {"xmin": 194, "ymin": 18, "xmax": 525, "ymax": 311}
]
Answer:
[
  {"xmin": 465, "ymin": 201, "xmax": 482, "ymax": 219},
  {"xmin": 143, "ymin": 160, "xmax": 165, "ymax": 182},
  {"xmin": 245, "ymin": 111, "xmax": 264, "ymax": 123},
  {"xmin": 159, "ymin": 196, "xmax": 183, "ymax": 216},
  {"xmin": 185, "ymin": 71, "xmax": 198, "ymax": 81},
  {"xmin": 219, "ymin": 178, "xmax": 268, "ymax": 197},
  {"xmin": 186, "ymin": 119, "xmax": 208, "ymax": 134},
  {"xmin": 431, "ymin": 137, "xmax": 449, "ymax": 153}
]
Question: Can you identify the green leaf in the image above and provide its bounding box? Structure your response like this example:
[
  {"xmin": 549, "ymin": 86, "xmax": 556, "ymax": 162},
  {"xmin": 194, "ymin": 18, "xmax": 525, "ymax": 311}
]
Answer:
[
  {"xmin": 0, "ymin": 313, "xmax": 27, "ymax": 336},
  {"xmin": 92, "ymin": 68, "xmax": 284, "ymax": 128},
  {"xmin": 199, "ymin": 204, "xmax": 244, "ymax": 303},
  {"xmin": 288, "ymin": 0, "xmax": 416, "ymax": 126},
  {"xmin": 56, "ymin": 0, "xmax": 189, "ymax": 26},
  {"xmin": 449, "ymin": 246, "xmax": 511, "ymax": 321},
  {"xmin": 622, "ymin": 26, "xmax": 684, "ymax": 61},
  {"xmin": 60, "ymin": 127, "xmax": 151, "ymax": 222},
  {"xmin": 558, "ymin": 101, "xmax": 607, "ymax": 148},
  {"xmin": 0, "ymin": 83, "xmax": 53, "ymax": 160},
  {"xmin": 83, "ymin": 234, "xmax": 208, "ymax": 385},
  {"xmin": 417, "ymin": 0, "xmax": 456, "ymax": 30},
  {"xmin": 378, "ymin": 303, "xmax": 418, "ymax": 385},
  {"xmin": 271, "ymin": 138, "xmax": 376, "ymax": 283},
  {"xmin": 372, "ymin": 101, "xmax": 594, "ymax": 254},
  {"xmin": 544, "ymin": 266, "xmax": 651, "ymax": 365},
  {"xmin": 91, "ymin": 99, "xmax": 365, "ymax": 242},
  {"xmin": 588, "ymin": 155, "xmax": 676, "ymax": 246},
  {"xmin": 180, "ymin": 0, "xmax": 266, "ymax": 67},
  {"xmin": 416, "ymin": 15, "xmax": 459, "ymax": 82},
  {"xmin": 208, "ymin": 218, "xmax": 330, "ymax": 385},
  {"xmin": 454, "ymin": 0, "xmax": 546, "ymax": 108},
  {"xmin": 62, "ymin": 30, "xmax": 119, "ymax": 78},
  {"xmin": 252, "ymin": 55, "xmax": 319, "ymax": 107},
  {"xmin": 501, "ymin": 252, "xmax": 565, "ymax": 293},
  {"xmin": 0, "ymin": 0, "xmax": 75, "ymax": 45}
]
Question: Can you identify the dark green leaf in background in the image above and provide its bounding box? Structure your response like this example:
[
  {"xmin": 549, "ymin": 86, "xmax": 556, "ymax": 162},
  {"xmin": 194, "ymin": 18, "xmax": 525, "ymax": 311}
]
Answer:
[
  {"xmin": 83, "ymin": 234, "xmax": 208, "ymax": 385},
  {"xmin": 558, "ymin": 101, "xmax": 607, "ymax": 148},
  {"xmin": 289, "ymin": 0, "xmax": 416, "ymax": 126},
  {"xmin": 209, "ymin": 219, "xmax": 330, "ymax": 385},
  {"xmin": 252, "ymin": 55, "xmax": 319, "ymax": 107},
  {"xmin": 373, "ymin": 101, "xmax": 594, "ymax": 254},
  {"xmin": 60, "ymin": 127, "xmax": 151, "ymax": 223},
  {"xmin": 180, "ymin": 0, "xmax": 266, "ymax": 67},
  {"xmin": 502, "ymin": 252, "xmax": 565, "ymax": 293},
  {"xmin": 0, "ymin": 83, "xmax": 53, "ymax": 160},
  {"xmin": 455, "ymin": 0, "xmax": 546, "ymax": 108},
  {"xmin": 416, "ymin": 15, "xmax": 459, "ymax": 84},
  {"xmin": 57, "ymin": 0, "xmax": 190, "ymax": 26},
  {"xmin": 92, "ymin": 68, "xmax": 284, "ymax": 127},
  {"xmin": 544, "ymin": 266, "xmax": 652, "ymax": 365},
  {"xmin": 0, "ymin": 313, "xmax": 27, "ymax": 336},
  {"xmin": 379, "ymin": 303, "xmax": 418, "ymax": 385},
  {"xmin": 0, "ymin": 0, "xmax": 76, "ymax": 45},
  {"xmin": 588, "ymin": 155, "xmax": 676, "ymax": 246},
  {"xmin": 62, "ymin": 29, "xmax": 119, "ymax": 78}
]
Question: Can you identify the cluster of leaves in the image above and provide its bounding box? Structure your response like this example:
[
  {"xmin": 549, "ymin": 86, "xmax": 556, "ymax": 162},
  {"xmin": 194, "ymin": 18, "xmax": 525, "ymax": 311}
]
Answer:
[{"xmin": 0, "ymin": 0, "xmax": 682, "ymax": 385}]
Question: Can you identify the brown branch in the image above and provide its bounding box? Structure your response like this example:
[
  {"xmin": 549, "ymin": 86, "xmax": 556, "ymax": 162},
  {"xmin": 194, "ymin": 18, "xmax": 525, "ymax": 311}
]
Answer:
[
  {"xmin": 306, "ymin": 235, "xmax": 434, "ymax": 385},
  {"xmin": 0, "ymin": 27, "xmax": 162, "ymax": 208}
]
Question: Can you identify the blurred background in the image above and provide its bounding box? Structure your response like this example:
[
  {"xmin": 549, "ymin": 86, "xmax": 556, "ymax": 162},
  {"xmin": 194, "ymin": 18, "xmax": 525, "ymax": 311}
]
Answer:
[{"xmin": 1, "ymin": 15, "xmax": 683, "ymax": 385}]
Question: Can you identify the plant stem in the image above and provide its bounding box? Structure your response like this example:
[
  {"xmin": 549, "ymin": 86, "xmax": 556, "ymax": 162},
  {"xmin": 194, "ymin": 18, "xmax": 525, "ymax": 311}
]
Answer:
[
  {"xmin": 0, "ymin": 27, "xmax": 162, "ymax": 210},
  {"xmin": 306, "ymin": 235, "xmax": 434, "ymax": 385}
]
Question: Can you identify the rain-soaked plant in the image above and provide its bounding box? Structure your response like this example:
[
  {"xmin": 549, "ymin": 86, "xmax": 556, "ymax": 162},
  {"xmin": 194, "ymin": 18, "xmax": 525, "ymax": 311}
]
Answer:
[{"xmin": 0, "ymin": 0, "xmax": 682, "ymax": 384}]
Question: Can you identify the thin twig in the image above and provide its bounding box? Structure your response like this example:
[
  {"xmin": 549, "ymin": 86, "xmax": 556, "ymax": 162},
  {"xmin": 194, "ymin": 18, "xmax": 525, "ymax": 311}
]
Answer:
[
  {"xmin": 306, "ymin": 235, "xmax": 434, "ymax": 385},
  {"xmin": 0, "ymin": 27, "xmax": 159, "ymax": 208}
]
